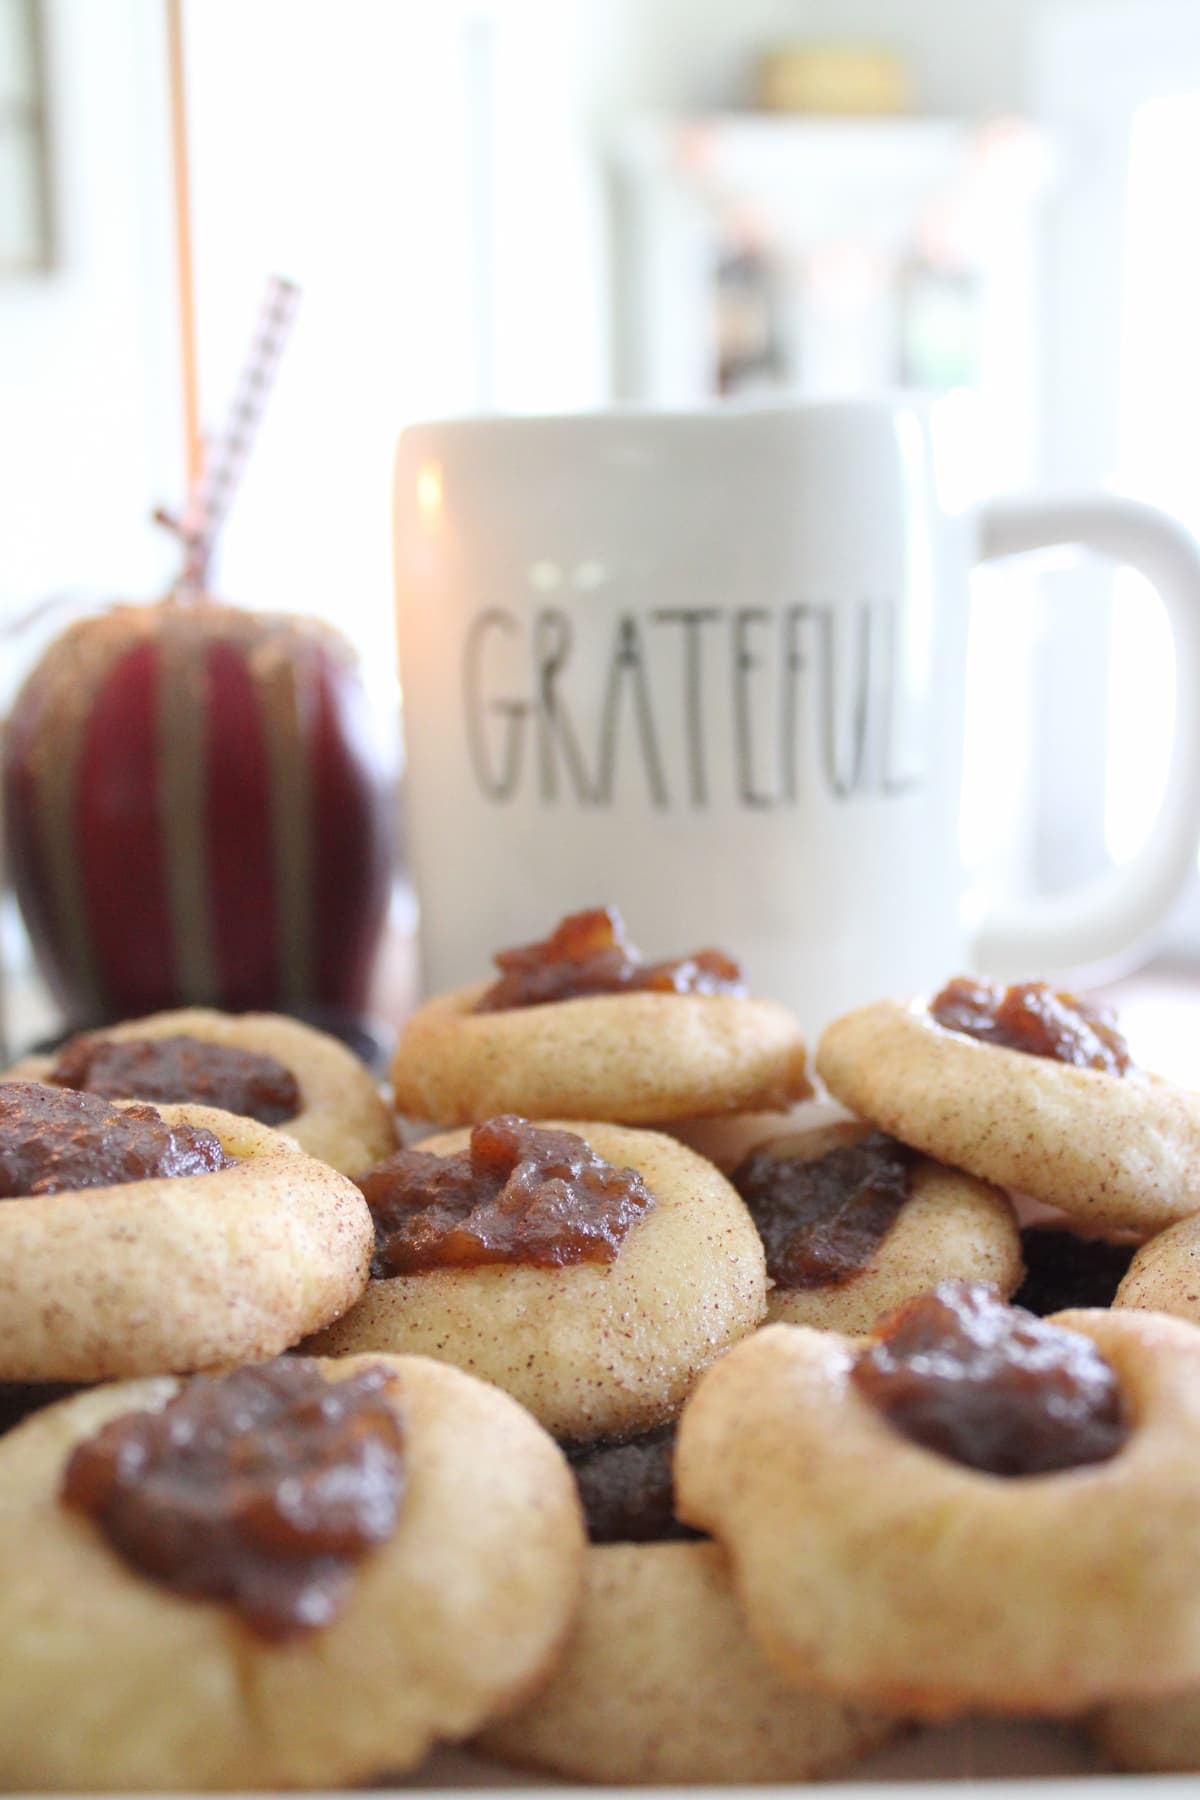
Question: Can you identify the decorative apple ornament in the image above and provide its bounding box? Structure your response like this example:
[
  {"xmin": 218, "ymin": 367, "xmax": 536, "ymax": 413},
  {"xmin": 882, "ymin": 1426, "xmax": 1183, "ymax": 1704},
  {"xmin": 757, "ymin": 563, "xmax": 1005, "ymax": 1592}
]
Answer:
[
  {"xmin": 2, "ymin": 278, "xmax": 393, "ymax": 1029},
  {"xmin": 3, "ymin": 597, "xmax": 392, "ymax": 1022}
]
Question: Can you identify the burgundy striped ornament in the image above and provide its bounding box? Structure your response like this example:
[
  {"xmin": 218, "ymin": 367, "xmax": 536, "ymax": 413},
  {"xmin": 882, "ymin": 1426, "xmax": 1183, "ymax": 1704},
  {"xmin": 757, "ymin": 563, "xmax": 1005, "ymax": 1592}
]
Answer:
[{"xmin": 3, "ymin": 598, "xmax": 393, "ymax": 1022}]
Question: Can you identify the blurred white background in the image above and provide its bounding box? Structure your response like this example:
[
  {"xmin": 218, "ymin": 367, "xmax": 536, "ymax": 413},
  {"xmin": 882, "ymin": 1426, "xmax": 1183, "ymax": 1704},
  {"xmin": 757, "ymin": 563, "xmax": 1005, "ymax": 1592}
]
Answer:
[{"xmin": 4, "ymin": 0, "xmax": 1200, "ymax": 962}]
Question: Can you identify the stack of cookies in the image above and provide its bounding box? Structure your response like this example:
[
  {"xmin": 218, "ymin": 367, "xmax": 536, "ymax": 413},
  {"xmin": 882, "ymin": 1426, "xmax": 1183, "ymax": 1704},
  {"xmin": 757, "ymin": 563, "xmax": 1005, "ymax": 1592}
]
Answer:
[
  {"xmin": 5, "ymin": 913, "xmax": 1200, "ymax": 1786},
  {"xmin": 0, "ymin": 1008, "xmax": 585, "ymax": 1789}
]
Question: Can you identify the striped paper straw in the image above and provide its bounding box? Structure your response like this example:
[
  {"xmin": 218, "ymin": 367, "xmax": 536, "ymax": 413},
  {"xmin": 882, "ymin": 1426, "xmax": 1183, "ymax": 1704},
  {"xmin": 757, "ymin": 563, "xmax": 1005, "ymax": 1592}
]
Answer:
[{"xmin": 159, "ymin": 273, "xmax": 301, "ymax": 591}]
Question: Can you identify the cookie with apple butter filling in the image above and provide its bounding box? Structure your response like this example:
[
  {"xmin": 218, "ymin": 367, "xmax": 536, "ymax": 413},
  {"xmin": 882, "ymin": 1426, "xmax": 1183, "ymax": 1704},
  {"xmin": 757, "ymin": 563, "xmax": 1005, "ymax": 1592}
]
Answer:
[
  {"xmin": 479, "ymin": 1538, "xmax": 902, "ymax": 1785},
  {"xmin": 309, "ymin": 1119, "xmax": 767, "ymax": 1442},
  {"xmin": 817, "ymin": 980, "xmax": 1200, "ymax": 1234},
  {"xmin": 360, "ymin": 1115, "xmax": 655, "ymax": 1278},
  {"xmin": 60, "ymin": 1357, "xmax": 406, "ymax": 1639},
  {"xmin": 5, "ymin": 1005, "xmax": 397, "ymax": 1177},
  {"xmin": 0, "ymin": 1083, "xmax": 373, "ymax": 1382},
  {"xmin": 0, "ymin": 1353, "xmax": 584, "ymax": 1791},
  {"xmin": 730, "ymin": 1118, "xmax": 1021, "ymax": 1332},
  {"xmin": 1113, "ymin": 1208, "xmax": 1200, "ymax": 1327},
  {"xmin": 676, "ymin": 1292, "xmax": 1200, "ymax": 1717},
  {"xmin": 481, "ymin": 1411, "xmax": 902, "ymax": 1784},
  {"xmin": 389, "ymin": 907, "xmax": 811, "ymax": 1127}
]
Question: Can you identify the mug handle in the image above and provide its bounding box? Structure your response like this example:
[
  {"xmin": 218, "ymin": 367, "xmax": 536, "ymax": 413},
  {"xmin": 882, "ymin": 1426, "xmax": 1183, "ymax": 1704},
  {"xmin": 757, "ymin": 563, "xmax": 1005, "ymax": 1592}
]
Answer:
[{"xmin": 973, "ymin": 494, "xmax": 1200, "ymax": 975}]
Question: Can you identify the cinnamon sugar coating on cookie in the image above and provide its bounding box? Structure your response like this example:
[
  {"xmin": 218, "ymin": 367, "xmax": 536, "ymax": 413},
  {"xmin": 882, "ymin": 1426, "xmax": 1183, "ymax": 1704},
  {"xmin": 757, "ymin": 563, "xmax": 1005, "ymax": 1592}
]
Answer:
[
  {"xmin": 1115, "ymin": 1210, "xmax": 1200, "ymax": 1328},
  {"xmin": 723, "ymin": 1117, "xmax": 1020, "ymax": 1333},
  {"xmin": 675, "ymin": 1308, "xmax": 1200, "ymax": 1717},
  {"xmin": 816, "ymin": 995, "xmax": 1200, "ymax": 1233},
  {"xmin": 0, "ymin": 1356, "xmax": 586, "ymax": 1790},
  {"xmin": 311, "ymin": 1122, "xmax": 767, "ymax": 1443},
  {"xmin": 391, "ymin": 983, "xmax": 809, "ymax": 1128},
  {"xmin": 0, "ymin": 1104, "xmax": 373, "ymax": 1383},
  {"xmin": 479, "ymin": 1541, "xmax": 902, "ymax": 1786}
]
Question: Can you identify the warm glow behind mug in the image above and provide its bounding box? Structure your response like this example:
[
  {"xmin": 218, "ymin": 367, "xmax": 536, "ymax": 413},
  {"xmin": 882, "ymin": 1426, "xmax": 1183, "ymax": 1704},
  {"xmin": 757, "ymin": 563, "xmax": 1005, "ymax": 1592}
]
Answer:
[{"xmin": 392, "ymin": 402, "xmax": 1200, "ymax": 1025}]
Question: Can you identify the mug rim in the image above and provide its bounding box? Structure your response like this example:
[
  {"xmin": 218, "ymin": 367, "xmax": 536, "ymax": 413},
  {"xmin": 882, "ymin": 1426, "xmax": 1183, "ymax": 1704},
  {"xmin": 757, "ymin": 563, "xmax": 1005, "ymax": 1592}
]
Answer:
[{"xmin": 396, "ymin": 390, "xmax": 942, "ymax": 446}]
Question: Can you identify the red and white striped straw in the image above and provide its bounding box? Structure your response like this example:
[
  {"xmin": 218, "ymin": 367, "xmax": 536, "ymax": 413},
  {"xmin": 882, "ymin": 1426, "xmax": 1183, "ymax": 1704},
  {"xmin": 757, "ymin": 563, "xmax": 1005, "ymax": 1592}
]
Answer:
[{"xmin": 159, "ymin": 273, "xmax": 301, "ymax": 592}]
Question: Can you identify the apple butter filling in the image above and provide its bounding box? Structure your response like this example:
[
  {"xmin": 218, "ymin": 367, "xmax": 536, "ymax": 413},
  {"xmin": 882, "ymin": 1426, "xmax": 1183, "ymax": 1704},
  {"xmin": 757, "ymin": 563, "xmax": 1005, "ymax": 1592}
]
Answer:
[
  {"xmin": 475, "ymin": 905, "xmax": 745, "ymax": 1011},
  {"xmin": 60, "ymin": 1358, "xmax": 405, "ymax": 1639},
  {"xmin": 0, "ymin": 1382, "xmax": 79, "ymax": 1437},
  {"xmin": 0, "ymin": 1082, "xmax": 232, "ymax": 1198},
  {"xmin": 1013, "ymin": 1227, "xmax": 1137, "ymax": 1317},
  {"xmin": 732, "ymin": 1130, "xmax": 915, "ymax": 1290},
  {"xmin": 852, "ymin": 1282, "xmax": 1128, "ymax": 1476},
  {"xmin": 48, "ymin": 1033, "xmax": 301, "ymax": 1126},
  {"xmin": 359, "ymin": 1114, "xmax": 654, "ymax": 1277},
  {"xmin": 562, "ymin": 1422, "xmax": 700, "ymax": 1544},
  {"xmin": 928, "ymin": 977, "xmax": 1131, "ymax": 1075}
]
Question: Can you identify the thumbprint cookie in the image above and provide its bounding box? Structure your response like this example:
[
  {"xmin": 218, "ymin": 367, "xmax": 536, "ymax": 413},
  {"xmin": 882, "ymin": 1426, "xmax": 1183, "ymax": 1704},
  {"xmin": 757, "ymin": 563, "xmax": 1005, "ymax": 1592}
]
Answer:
[
  {"xmin": 390, "ymin": 907, "xmax": 811, "ymax": 1127},
  {"xmin": 676, "ymin": 1286, "xmax": 1200, "ymax": 1717},
  {"xmin": 481, "ymin": 1538, "xmax": 902, "ymax": 1784},
  {"xmin": 0, "ymin": 1082, "xmax": 372, "ymax": 1381},
  {"xmin": 730, "ymin": 1120, "xmax": 1022, "ymax": 1332},
  {"xmin": 6, "ymin": 1005, "xmax": 397, "ymax": 1177},
  {"xmin": 0, "ymin": 1354, "xmax": 584, "ymax": 1790},
  {"xmin": 308, "ymin": 1116, "xmax": 767, "ymax": 1441},
  {"xmin": 817, "ymin": 978, "xmax": 1200, "ymax": 1234},
  {"xmin": 1113, "ymin": 1209, "xmax": 1200, "ymax": 1325}
]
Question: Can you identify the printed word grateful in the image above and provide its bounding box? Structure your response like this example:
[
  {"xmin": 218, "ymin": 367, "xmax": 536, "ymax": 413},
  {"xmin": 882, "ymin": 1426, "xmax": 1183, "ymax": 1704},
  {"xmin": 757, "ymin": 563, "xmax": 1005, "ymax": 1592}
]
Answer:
[{"xmin": 462, "ymin": 600, "xmax": 926, "ymax": 811}]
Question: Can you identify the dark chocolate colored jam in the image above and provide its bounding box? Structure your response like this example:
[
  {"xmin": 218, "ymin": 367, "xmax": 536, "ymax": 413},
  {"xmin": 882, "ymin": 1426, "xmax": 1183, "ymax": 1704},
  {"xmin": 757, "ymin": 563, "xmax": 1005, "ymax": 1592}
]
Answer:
[
  {"xmin": 0, "ymin": 1082, "xmax": 232, "ymax": 1198},
  {"xmin": 1013, "ymin": 1227, "xmax": 1137, "ymax": 1317},
  {"xmin": 360, "ymin": 1114, "xmax": 655, "ymax": 1277},
  {"xmin": 733, "ymin": 1129, "xmax": 914, "ymax": 1290},
  {"xmin": 929, "ymin": 977, "xmax": 1131, "ymax": 1075},
  {"xmin": 852, "ymin": 1282, "xmax": 1127, "ymax": 1476},
  {"xmin": 475, "ymin": 906, "xmax": 745, "ymax": 1011},
  {"xmin": 562, "ymin": 1423, "xmax": 700, "ymax": 1544},
  {"xmin": 49, "ymin": 1033, "xmax": 301, "ymax": 1126},
  {"xmin": 60, "ymin": 1359, "xmax": 405, "ymax": 1639},
  {"xmin": 0, "ymin": 1383, "xmax": 79, "ymax": 1437}
]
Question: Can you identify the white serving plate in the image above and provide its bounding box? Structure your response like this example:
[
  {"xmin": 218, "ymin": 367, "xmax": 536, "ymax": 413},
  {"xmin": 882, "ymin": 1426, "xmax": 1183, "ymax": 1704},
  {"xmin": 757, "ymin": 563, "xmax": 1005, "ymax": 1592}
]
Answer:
[{"xmin": 382, "ymin": 1719, "xmax": 1185, "ymax": 1791}]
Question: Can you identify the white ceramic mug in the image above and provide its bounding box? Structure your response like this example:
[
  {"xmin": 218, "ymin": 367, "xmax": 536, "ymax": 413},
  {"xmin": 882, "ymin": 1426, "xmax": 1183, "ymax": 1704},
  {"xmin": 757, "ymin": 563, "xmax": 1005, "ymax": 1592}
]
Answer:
[{"xmin": 392, "ymin": 401, "xmax": 1200, "ymax": 1024}]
